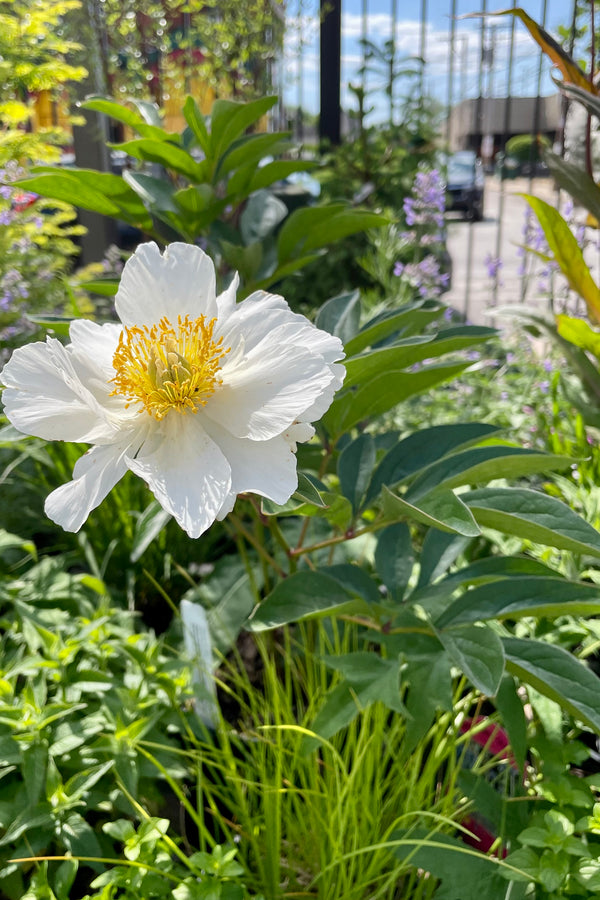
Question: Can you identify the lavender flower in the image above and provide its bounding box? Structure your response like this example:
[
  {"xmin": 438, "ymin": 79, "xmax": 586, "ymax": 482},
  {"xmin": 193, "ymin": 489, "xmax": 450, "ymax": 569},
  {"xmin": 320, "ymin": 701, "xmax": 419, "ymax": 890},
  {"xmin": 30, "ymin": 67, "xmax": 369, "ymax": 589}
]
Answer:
[
  {"xmin": 403, "ymin": 167, "xmax": 445, "ymax": 230},
  {"xmin": 485, "ymin": 253, "xmax": 503, "ymax": 282},
  {"xmin": 394, "ymin": 254, "xmax": 449, "ymax": 298}
]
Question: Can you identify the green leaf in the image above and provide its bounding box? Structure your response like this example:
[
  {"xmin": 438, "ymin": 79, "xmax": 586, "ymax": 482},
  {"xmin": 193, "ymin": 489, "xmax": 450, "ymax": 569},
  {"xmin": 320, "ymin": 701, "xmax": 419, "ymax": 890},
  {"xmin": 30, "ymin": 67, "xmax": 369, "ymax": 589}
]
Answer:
[
  {"xmin": 403, "ymin": 647, "xmax": 453, "ymax": 749},
  {"xmin": 244, "ymin": 252, "xmax": 322, "ymax": 295},
  {"xmin": 111, "ymin": 139, "xmax": 205, "ymax": 181},
  {"xmin": 174, "ymin": 184, "xmax": 215, "ymax": 214},
  {"xmin": 314, "ymin": 290, "xmax": 361, "ymax": 343},
  {"xmin": 437, "ymin": 625, "xmax": 505, "ymax": 695},
  {"xmin": 495, "ymin": 675, "xmax": 527, "ymax": 771},
  {"xmin": 19, "ymin": 169, "xmax": 152, "ymax": 226},
  {"xmin": 16, "ymin": 173, "xmax": 121, "ymax": 216},
  {"xmin": 183, "ymin": 95, "xmax": 210, "ymax": 155},
  {"xmin": 210, "ymin": 96, "xmax": 278, "ymax": 162},
  {"xmin": 239, "ymin": 190, "xmax": 287, "ymax": 244},
  {"xmin": 544, "ymin": 152, "xmax": 600, "ymax": 225},
  {"xmin": 391, "ymin": 829, "xmax": 528, "ymax": 900},
  {"xmin": 130, "ymin": 501, "xmax": 171, "ymax": 563},
  {"xmin": 477, "ymin": 8, "xmax": 592, "ymax": 91},
  {"xmin": 416, "ymin": 530, "xmax": 473, "ymax": 589},
  {"xmin": 277, "ymin": 204, "xmax": 386, "ymax": 262},
  {"xmin": 294, "ymin": 472, "xmax": 327, "ymax": 507},
  {"xmin": 301, "ymin": 208, "xmax": 388, "ymax": 253},
  {"xmin": 465, "ymin": 487, "xmax": 600, "ymax": 558},
  {"xmin": 343, "ymin": 327, "xmax": 496, "ymax": 390},
  {"xmin": 248, "ymin": 160, "xmax": 318, "ymax": 193},
  {"xmin": 503, "ymin": 637, "xmax": 600, "ymax": 732},
  {"xmin": 277, "ymin": 204, "xmax": 343, "ymax": 261},
  {"xmin": 78, "ymin": 279, "xmax": 118, "ymax": 297},
  {"xmin": 324, "ymin": 362, "xmax": 470, "ymax": 435},
  {"xmin": 382, "ymin": 486, "xmax": 481, "ymax": 537},
  {"xmin": 344, "ymin": 302, "xmax": 442, "ymax": 355},
  {"xmin": 556, "ymin": 314, "xmax": 600, "ymax": 358},
  {"xmin": 366, "ymin": 423, "xmax": 501, "ymax": 504},
  {"xmin": 437, "ymin": 576, "xmax": 600, "ymax": 627},
  {"xmin": 323, "ymin": 563, "xmax": 381, "ymax": 604},
  {"xmin": 54, "ymin": 859, "xmax": 78, "ymax": 900},
  {"xmin": 559, "ymin": 81, "xmax": 600, "ymax": 121},
  {"xmin": 337, "ymin": 433, "xmax": 376, "ymax": 514},
  {"xmin": 307, "ymin": 654, "xmax": 405, "ymax": 746},
  {"xmin": 22, "ymin": 742, "xmax": 47, "ymax": 806},
  {"xmin": 405, "ymin": 447, "xmax": 573, "ymax": 503},
  {"xmin": 0, "ymin": 803, "xmax": 53, "ymax": 846},
  {"xmin": 82, "ymin": 95, "xmax": 170, "ymax": 141},
  {"xmin": 217, "ymin": 132, "xmax": 290, "ymax": 178},
  {"xmin": 523, "ymin": 194, "xmax": 600, "ymax": 322},
  {"xmin": 324, "ymin": 652, "xmax": 405, "ymax": 711},
  {"xmin": 248, "ymin": 571, "xmax": 366, "ymax": 631},
  {"xmin": 65, "ymin": 761, "xmax": 114, "ymax": 801},
  {"xmin": 375, "ymin": 523, "xmax": 414, "ymax": 602},
  {"xmin": 412, "ymin": 555, "xmax": 562, "ymax": 615},
  {"xmin": 123, "ymin": 170, "xmax": 178, "ymax": 212}
]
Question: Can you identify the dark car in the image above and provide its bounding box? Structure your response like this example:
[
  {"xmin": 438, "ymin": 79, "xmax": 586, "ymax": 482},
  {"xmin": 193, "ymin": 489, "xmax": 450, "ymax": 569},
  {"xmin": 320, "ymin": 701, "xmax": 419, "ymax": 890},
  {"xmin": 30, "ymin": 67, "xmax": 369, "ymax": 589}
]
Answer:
[{"xmin": 445, "ymin": 151, "xmax": 485, "ymax": 221}]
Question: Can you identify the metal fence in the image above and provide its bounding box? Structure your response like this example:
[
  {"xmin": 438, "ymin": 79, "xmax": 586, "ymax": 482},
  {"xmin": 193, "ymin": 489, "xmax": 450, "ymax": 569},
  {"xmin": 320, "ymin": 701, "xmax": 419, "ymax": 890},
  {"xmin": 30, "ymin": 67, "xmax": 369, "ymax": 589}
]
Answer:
[{"xmin": 279, "ymin": 0, "xmax": 588, "ymax": 325}]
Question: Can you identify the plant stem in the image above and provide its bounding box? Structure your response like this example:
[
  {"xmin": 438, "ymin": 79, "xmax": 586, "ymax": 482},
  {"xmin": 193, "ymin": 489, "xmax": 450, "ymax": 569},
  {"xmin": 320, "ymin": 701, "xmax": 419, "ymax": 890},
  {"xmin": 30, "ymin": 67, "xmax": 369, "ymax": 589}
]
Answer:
[
  {"xmin": 228, "ymin": 512, "xmax": 286, "ymax": 578},
  {"xmin": 290, "ymin": 518, "xmax": 397, "ymax": 557}
]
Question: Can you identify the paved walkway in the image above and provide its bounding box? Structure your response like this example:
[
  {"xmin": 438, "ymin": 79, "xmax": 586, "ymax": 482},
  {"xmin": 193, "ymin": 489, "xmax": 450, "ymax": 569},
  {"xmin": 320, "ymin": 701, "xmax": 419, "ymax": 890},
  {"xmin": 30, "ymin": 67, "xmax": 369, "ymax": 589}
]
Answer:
[{"xmin": 444, "ymin": 176, "xmax": 561, "ymax": 327}]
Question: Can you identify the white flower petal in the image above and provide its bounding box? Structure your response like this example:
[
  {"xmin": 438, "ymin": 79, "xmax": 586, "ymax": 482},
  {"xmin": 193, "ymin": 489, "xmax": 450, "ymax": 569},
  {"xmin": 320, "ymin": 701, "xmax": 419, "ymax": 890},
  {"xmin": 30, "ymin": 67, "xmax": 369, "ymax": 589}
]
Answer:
[
  {"xmin": 216, "ymin": 289, "xmax": 344, "ymax": 366},
  {"xmin": 1, "ymin": 339, "xmax": 118, "ymax": 443},
  {"xmin": 283, "ymin": 422, "xmax": 315, "ymax": 450},
  {"xmin": 215, "ymin": 272, "xmax": 239, "ymax": 319},
  {"xmin": 204, "ymin": 419, "xmax": 298, "ymax": 506},
  {"xmin": 115, "ymin": 242, "xmax": 217, "ymax": 327},
  {"xmin": 125, "ymin": 414, "xmax": 232, "ymax": 538},
  {"xmin": 299, "ymin": 362, "xmax": 346, "ymax": 422},
  {"xmin": 205, "ymin": 336, "xmax": 337, "ymax": 440},
  {"xmin": 69, "ymin": 319, "xmax": 122, "ymax": 379},
  {"xmin": 44, "ymin": 442, "xmax": 130, "ymax": 532}
]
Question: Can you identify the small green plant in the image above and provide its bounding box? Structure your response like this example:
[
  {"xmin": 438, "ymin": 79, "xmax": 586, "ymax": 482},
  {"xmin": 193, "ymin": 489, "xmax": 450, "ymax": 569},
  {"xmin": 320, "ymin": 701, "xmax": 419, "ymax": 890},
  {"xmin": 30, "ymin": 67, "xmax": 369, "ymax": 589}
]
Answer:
[{"xmin": 501, "ymin": 736, "xmax": 600, "ymax": 898}]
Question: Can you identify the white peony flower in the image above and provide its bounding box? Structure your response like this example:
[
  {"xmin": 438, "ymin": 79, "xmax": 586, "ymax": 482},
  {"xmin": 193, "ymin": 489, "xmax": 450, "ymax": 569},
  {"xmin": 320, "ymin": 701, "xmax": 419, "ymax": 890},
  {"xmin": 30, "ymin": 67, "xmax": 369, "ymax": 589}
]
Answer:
[{"xmin": 1, "ymin": 242, "xmax": 345, "ymax": 538}]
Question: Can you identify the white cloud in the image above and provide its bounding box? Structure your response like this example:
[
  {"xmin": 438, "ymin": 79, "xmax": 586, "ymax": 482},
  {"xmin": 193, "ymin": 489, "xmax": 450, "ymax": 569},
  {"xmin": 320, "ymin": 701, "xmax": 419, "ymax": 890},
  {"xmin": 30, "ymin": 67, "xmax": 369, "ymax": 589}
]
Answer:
[{"xmin": 282, "ymin": 8, "xmax": 557, "ymax": 118}]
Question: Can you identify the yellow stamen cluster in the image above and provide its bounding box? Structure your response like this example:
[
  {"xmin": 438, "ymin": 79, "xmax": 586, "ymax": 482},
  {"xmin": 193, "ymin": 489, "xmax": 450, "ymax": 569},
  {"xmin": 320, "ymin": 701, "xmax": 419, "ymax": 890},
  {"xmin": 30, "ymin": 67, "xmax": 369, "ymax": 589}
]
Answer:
[{"xmin": 111, "ymin": 315, "xmax": 229, "ymax": 420}]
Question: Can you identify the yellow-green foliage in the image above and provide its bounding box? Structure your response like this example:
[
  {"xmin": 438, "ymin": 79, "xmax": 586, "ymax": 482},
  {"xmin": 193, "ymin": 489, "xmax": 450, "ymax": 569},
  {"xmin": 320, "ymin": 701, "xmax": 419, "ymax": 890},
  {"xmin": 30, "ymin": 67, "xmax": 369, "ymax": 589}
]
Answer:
[{"xmin": 0, "ymin": 0, "xmax": 86, "ymax": 163}]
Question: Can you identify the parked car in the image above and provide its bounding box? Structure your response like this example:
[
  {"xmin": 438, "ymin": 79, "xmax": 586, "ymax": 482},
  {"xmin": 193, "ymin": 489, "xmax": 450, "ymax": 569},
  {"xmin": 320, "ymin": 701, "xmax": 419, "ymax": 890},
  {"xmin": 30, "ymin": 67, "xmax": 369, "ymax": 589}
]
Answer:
[{"xmin": 445, "ymin": 150, "xmax": 485, "ymax": 221}]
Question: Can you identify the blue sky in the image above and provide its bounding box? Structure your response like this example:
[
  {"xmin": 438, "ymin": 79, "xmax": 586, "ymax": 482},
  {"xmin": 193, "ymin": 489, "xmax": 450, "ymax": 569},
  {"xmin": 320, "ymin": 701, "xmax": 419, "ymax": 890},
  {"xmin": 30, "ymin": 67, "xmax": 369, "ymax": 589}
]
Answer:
[{"xmin": 281, "ymin": 0, "xmax": 576, "ymax": 120}]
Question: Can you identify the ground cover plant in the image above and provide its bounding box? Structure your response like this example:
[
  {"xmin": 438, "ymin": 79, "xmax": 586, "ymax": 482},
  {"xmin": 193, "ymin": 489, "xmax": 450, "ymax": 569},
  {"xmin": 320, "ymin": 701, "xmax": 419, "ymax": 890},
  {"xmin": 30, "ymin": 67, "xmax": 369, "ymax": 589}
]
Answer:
[{"xmin": 5, "ymin": 76, "xmax": 600, "ymax": 900}]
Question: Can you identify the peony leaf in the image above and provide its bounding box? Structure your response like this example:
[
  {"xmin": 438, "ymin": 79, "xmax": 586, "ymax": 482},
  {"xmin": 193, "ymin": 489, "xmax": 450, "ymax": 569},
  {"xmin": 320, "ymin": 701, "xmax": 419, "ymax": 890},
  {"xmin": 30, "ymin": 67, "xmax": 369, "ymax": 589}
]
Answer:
[
  {"xmin": 465, "ymin": 487, "xmax": 600, "ymax": 557},
  {"xmin": 248, "ymin": 571, "xmax": 368, "ymax": 631},
  {"xmin": 382, "ymin": 487, "xmax": 481, "ymax": 537},
  {"xmin": 315, "ymin": 290, "xmax": 361, "ymax": 343},
  {"xmin": 366, "ymin": 422, "xmax": 501, "ymax": 504},
  {"xmin": 337, "ymin": 432, "xmax": 376, "ymax": 514},
  {"xmin": 503, "ymin": 637, "xmax": 600, "ymax": 731},
  {"xmin": 437, "ymin": 576, "xmax": 600, "ymax": 627},
  {"xmin": 405, "ymin": 447, "xmax": 573, "ymax": 503},
  {"xmin": 437, "ymin": 625, "xmax": 505, "ymax": 696},
  {"xmin": 344, "ymin": 302, "xmax": 442, "ymax": 355}
]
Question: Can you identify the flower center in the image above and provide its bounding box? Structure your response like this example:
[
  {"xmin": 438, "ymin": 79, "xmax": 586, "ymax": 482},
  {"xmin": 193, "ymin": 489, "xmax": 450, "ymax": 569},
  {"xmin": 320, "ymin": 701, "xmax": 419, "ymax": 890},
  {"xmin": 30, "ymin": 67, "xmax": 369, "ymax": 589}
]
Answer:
[{"xmin": 111, "ymin": 315, "xmax": 229, "ymax": 420}]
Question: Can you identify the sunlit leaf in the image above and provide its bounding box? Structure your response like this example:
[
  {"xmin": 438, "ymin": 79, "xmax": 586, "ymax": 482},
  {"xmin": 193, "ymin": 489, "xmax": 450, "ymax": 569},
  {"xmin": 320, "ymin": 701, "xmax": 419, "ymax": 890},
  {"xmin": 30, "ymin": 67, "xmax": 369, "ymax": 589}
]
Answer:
[
  {"xmin": 470, "ymin": 9, "xmax": 593, "ymax": 92},
  {"xmin": 523, "ymin": 194, "xmax": 600, "ymax": 322}
]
